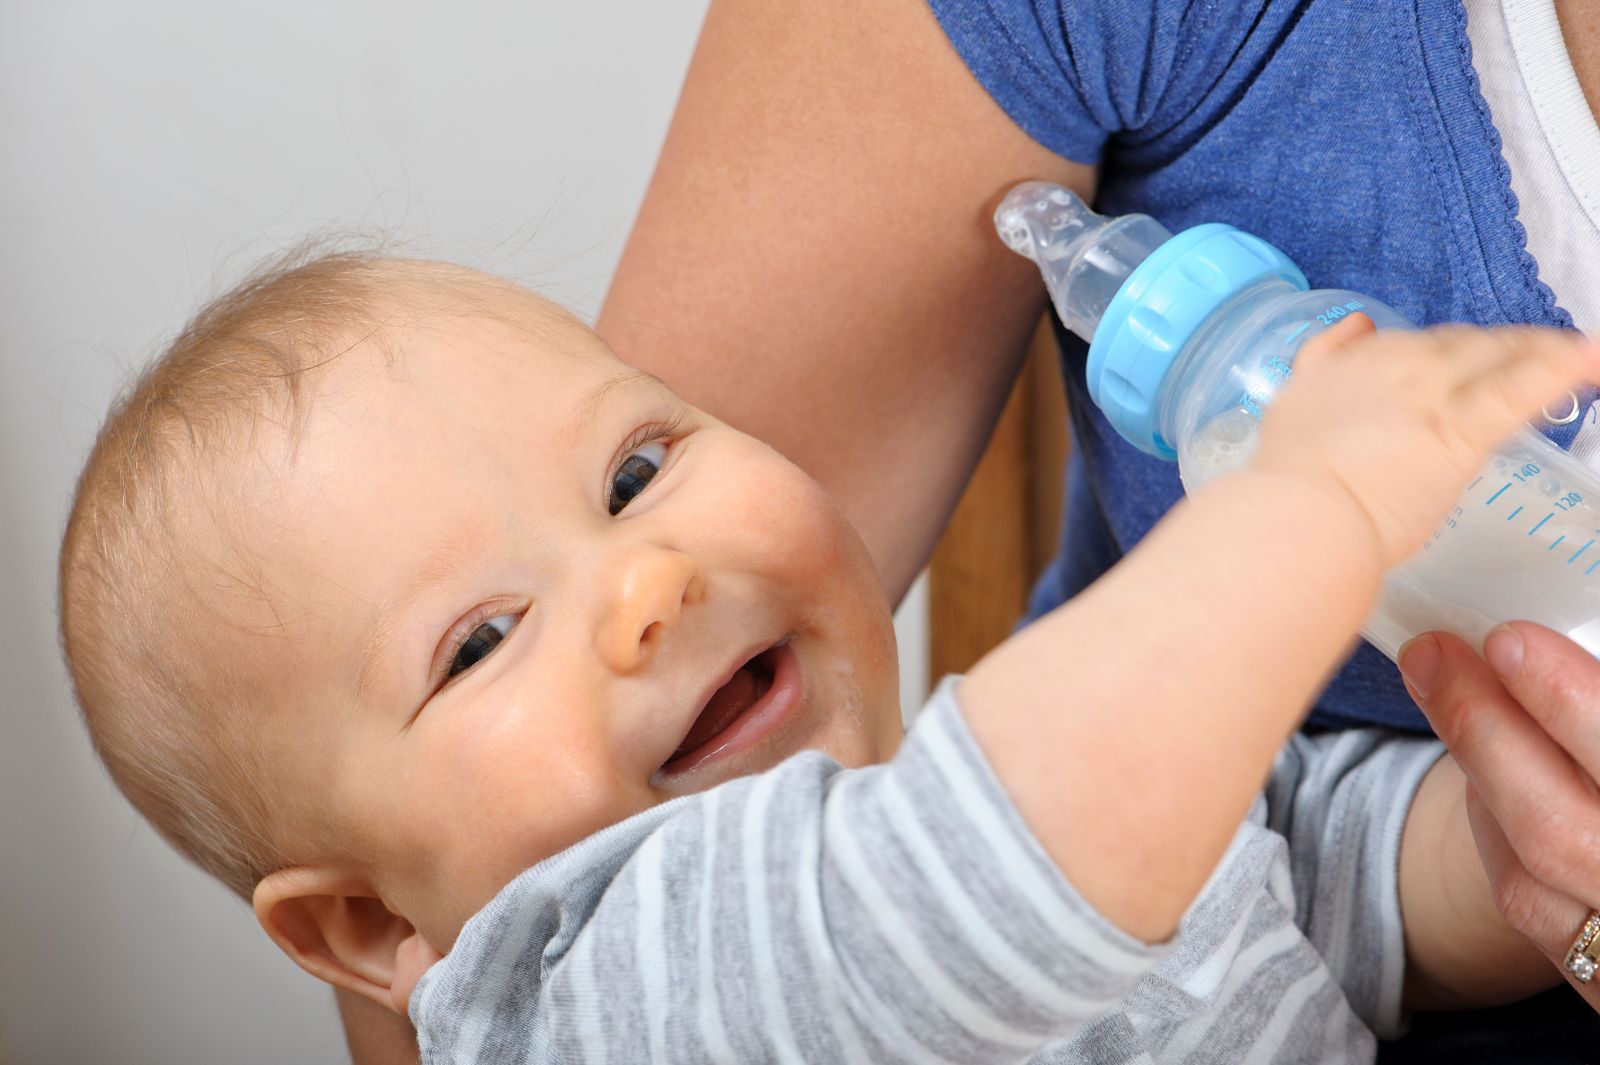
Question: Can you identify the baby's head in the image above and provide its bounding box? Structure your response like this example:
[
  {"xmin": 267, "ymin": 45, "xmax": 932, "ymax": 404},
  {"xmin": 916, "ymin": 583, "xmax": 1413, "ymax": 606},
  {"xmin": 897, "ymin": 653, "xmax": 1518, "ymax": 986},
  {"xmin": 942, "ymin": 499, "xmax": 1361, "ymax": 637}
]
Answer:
[{"xmin": 59, "ymin": 252, "xmax": 902, "ymax": 1011}]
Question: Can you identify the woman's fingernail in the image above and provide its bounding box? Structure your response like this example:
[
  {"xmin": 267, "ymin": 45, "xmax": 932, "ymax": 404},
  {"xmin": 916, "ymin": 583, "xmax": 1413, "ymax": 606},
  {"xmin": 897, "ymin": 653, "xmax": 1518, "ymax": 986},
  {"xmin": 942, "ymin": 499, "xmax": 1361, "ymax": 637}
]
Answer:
[
  {"xmin": 1485, "ymin": 625, "xmax": 1525, "ymax": 680},
  {"xmin": 1399, "ymin": 635, "xmax": 1441, "ymax": 701}
]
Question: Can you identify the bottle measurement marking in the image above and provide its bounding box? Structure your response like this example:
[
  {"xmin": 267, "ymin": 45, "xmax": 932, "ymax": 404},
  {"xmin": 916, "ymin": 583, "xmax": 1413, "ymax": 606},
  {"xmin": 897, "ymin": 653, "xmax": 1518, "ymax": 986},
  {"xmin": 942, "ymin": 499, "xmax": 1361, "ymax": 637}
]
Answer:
[
  {"xmin": 1316, "ymin": 298, "xmax": 1366, "ymax": 326},
  {"xmin": 1461, "ymin": 466, "xmax": 1598, "ymax": 576}
]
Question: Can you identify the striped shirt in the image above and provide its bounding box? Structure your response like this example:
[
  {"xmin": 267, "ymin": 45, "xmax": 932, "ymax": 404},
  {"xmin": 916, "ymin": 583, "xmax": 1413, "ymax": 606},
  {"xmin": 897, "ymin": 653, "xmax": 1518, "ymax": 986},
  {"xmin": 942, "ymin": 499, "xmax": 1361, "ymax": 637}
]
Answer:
[{"xmin": 411, "ymin": 678, "xmax": 1443, "ymax": 1064}]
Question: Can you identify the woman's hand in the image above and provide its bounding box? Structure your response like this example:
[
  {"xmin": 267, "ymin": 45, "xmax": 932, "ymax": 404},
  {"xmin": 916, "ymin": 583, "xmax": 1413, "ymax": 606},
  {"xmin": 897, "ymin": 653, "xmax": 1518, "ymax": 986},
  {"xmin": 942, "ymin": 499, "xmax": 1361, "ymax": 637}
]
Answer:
[{"xmin": 1401, "ymin": 621, "xmax": 1600, "ymax": 1011}]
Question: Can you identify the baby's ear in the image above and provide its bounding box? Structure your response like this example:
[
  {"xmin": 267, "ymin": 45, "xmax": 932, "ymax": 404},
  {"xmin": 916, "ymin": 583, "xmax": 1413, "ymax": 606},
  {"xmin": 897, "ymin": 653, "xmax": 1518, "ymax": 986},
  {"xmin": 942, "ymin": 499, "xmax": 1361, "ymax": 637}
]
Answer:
[{"xmin": 254, "ymin": 867, "xmax": 427, "ymax": 1015}]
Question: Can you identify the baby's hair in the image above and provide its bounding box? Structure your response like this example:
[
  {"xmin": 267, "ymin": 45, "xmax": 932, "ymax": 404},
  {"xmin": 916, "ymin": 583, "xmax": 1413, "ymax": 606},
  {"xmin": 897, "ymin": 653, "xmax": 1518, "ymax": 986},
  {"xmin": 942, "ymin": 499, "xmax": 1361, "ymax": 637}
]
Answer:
[
  {"xmin": 61, "ymin": 244, "xmax": 585, "ymax": 901},
  {"xmin": 58, "ymin": 241, "xmax": 399, "ymax": 901}
]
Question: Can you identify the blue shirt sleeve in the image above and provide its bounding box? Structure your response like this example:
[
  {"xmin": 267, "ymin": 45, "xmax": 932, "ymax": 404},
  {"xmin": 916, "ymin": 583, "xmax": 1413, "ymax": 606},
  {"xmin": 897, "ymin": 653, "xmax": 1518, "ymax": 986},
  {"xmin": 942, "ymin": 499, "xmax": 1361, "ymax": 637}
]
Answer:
[{"xmin": 924, "ymin": 0, "xmax": 1271, "ymax": 164}]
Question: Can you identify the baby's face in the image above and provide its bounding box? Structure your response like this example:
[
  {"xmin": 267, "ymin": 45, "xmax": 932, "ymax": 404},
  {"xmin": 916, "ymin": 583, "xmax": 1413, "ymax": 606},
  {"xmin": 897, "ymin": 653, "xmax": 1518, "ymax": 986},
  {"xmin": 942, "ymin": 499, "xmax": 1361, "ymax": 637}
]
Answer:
[{"xmin": 230, "ymin": 289, "xmax": 901, "ymax": 953}]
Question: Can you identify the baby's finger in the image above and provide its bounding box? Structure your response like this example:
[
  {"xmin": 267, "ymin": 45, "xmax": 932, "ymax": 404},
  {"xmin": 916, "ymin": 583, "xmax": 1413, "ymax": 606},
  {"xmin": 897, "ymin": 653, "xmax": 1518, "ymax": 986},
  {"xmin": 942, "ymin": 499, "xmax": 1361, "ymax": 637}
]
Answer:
[
  {"xmin": 1418, "ymin": 324, "xmax": 1536, "ymax": 381},
  {"xmin": 1454, "ymin": 329, "xmax": 1600, "ymax": 447},
  {"xmin": 1292, "ymin": 312, "xmax": 1376, "ymax": 374}
]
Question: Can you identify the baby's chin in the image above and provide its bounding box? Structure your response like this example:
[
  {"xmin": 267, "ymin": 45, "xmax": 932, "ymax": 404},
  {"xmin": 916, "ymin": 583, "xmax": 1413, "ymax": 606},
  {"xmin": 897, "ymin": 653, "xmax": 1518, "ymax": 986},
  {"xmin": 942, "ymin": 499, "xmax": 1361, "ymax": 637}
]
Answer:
[{"xmin": 789, "ymin": 608, "xmax": 904, "ymax": 767}]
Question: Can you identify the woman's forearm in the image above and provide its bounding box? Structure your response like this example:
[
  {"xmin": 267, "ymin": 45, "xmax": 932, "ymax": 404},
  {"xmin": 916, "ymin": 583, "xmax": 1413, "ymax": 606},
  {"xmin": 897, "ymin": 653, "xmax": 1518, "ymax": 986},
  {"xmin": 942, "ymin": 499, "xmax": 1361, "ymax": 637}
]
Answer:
[
  {"xmin": 1399, "ymin": 756, "xmax": 1557, "ymax": 1008},
  {"xmin": 338, "ymin": 987, "xmax": 420, "ymax": 1065}
]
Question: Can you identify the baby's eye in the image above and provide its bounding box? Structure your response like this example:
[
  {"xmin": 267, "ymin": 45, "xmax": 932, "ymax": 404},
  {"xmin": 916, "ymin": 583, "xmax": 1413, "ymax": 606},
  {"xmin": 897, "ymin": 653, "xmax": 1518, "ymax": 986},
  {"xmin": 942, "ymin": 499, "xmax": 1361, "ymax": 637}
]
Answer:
[
  {"xmin": 608, "ymin": 440, "xmax": 668, "ymax": 515},
  {"xmin": 446, "ymin": 613, "xmax": 519, "ymax": 680}
]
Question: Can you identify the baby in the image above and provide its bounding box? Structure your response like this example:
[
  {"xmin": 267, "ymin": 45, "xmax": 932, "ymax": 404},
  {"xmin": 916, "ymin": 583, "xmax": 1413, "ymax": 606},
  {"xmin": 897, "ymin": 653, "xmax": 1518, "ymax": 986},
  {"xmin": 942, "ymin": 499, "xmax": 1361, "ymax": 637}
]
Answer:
[{"xmin": 59, "ymin": 252, "xmax": 1600, "ymax": 1063}]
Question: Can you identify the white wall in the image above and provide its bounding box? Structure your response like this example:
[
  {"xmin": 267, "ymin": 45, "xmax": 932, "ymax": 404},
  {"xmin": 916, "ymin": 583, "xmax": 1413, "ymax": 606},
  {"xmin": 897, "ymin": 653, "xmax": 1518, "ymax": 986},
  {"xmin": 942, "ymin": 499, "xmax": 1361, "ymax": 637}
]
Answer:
[{"xmin": 0, "ymin": 3, "xmax": 929, "ymax": 1062}]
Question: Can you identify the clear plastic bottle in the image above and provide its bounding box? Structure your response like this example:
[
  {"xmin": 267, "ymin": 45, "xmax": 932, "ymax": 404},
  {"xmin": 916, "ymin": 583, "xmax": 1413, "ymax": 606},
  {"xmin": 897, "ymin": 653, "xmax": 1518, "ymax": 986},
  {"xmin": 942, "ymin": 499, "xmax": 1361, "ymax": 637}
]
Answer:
[{"xmin": 996, "ymin": 181, "xmax": 1600, "ymax": 660}]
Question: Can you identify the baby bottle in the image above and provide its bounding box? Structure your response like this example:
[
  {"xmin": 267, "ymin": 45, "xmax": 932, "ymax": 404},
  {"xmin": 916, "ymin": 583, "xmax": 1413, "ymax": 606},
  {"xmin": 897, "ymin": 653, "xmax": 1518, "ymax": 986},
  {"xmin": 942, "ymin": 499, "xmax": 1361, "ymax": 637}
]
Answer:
[{"xmin": 995, "ymin": 181, "xmax": 1600, "ymax": 661}]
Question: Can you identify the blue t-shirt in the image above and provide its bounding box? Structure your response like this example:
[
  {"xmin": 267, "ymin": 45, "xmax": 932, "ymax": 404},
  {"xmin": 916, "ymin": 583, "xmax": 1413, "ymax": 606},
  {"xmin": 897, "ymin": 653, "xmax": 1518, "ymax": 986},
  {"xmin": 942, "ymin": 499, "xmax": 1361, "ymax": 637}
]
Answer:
[{"xmin": 927, "ymin": 0, "xmax": 1592, "ymax": 733}]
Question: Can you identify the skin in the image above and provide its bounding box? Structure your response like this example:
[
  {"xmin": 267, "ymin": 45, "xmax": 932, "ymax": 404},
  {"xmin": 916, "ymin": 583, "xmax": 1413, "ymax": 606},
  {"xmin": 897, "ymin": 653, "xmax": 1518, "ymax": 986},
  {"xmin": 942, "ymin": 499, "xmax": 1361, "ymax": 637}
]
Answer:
[
  {"xmin": 237, "ymin": 273, "xmax": 903, "ymax": 1015},
  {"xmin": 337, "ymin": 0, "xmax": 1600, "ymax": 1058}
]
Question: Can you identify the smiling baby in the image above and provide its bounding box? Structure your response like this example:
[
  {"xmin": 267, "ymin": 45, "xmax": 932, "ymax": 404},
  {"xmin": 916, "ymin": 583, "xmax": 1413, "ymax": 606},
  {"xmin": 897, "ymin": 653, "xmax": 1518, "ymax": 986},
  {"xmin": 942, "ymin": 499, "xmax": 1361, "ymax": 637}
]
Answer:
[{"xmin": 59, "ymin": 250, "xmax": 1600, "ymax": 1063}]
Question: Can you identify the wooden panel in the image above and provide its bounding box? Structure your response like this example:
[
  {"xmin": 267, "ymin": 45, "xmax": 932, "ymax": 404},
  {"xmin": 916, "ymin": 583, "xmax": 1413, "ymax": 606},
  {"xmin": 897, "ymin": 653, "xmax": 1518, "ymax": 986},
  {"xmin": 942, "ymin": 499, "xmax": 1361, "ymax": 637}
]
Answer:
[{"xmin": 928, "ymin": 318, "xmax": 1068, "ymax": 679}]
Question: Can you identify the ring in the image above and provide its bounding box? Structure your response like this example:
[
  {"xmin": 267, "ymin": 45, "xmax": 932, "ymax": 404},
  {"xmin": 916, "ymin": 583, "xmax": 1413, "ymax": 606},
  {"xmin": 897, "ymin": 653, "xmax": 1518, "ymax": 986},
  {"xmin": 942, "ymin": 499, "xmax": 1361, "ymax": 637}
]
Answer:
[
  {"xmin": 1565, "ymin": 911, "xmax": 1600, "ymax": 983},
  {"xmin": 1543, "ymin": 390, "xmax": 1582, "ymax": 427}
]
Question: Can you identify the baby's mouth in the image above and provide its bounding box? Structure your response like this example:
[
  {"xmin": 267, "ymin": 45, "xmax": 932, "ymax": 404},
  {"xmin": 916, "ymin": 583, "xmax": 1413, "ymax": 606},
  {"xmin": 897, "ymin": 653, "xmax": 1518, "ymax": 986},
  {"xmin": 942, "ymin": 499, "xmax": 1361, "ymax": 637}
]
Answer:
[{"xmin": 656, "ymin": 639, "xmax": 787, "ymax": 770}]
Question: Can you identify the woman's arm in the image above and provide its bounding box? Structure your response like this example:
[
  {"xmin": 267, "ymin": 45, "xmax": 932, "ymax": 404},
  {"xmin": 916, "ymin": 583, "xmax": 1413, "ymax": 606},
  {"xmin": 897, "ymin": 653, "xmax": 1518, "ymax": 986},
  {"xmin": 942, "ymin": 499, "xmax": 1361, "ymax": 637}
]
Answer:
[
  {"xmin": 1397, "ymin": 754, "xmax": 1555, "ymax": 1008},
  {"xmin": 596, "ymin": 0, "xmax": 1095, "ymax": 603},
  {"xmin": 339, "ymin": 986, "xmax": 419, "ymax": 1065}
]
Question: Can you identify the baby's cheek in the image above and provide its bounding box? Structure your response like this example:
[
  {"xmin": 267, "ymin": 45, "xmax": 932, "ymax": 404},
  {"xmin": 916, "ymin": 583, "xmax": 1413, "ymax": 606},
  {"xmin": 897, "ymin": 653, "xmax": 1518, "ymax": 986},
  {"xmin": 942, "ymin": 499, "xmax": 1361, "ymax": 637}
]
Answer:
[
  {"xmin": 723, "ymin": 459, "xmax": 863, "ymax": 575},
  {"xmin": 748, "ymin": 464, "xmax": 895, "ymax": 638},
  {"xmin": 424, "ymin": 691, "xmax": 631, "ymax": 890}
]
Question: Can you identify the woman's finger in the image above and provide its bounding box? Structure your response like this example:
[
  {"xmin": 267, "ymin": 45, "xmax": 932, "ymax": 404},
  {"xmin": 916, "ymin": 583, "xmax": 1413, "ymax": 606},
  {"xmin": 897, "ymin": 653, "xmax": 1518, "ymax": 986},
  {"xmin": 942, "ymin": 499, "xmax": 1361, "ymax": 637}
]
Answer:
[
  {"xmin": 1480, "ymin": 621, "xmax": 1600, "ymax": 786},
  {"xmin": 1402, "ymin": 630, "xmax": 1600, "ymax": 908},
  {"xmin": 1466, "ymin": 786, "xmax": 1600, "ymax": 1011}
]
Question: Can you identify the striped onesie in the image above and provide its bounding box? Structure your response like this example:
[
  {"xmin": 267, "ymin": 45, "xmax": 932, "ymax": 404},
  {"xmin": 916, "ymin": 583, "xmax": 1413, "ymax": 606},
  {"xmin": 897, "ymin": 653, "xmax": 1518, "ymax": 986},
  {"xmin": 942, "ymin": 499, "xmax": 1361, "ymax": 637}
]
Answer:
[{"xmin": 411, "ymin": 678, "xmax": 1443, "ymax": 1064}]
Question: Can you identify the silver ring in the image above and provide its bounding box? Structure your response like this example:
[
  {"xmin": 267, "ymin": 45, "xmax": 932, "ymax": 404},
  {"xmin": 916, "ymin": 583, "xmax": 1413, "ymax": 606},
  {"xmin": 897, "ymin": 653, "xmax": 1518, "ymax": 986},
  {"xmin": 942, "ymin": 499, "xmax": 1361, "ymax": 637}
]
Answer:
[
  {"xmin": 1565, "ymin": 910, "xmax": 1600, "ymax": 983},
  {"xmin": 1543, "ymin": 390, "xmax": 1581, "ymax": 426}
]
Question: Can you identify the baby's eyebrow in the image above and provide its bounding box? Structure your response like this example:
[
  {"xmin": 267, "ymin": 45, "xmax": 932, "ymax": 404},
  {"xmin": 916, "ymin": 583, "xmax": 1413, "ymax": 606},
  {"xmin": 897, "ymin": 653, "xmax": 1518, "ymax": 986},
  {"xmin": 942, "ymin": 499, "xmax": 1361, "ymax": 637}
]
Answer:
[
  {"xmin": 356, "ymin": 523, "xmax": 489, "ymax": 702},
  {"xmin": 578, "ymin": 366, "xmax": 665, "ymax": 423}
]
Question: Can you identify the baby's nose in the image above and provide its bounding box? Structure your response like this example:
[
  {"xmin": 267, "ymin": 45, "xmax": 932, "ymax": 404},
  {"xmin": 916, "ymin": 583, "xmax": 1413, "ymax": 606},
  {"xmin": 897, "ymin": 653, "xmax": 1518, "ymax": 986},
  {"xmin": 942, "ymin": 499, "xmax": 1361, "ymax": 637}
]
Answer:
[{"xmin": 593, "ymin": 544, "xmax": 704, "ymax": 674}]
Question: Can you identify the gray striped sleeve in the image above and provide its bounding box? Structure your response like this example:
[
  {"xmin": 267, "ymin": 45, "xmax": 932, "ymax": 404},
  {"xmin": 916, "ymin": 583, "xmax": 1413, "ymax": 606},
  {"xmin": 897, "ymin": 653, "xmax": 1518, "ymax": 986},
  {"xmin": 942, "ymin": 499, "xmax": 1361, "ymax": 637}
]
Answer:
[
  {"xmin": 1262, "ymin": 728, "xmax": 1445, "ymax": 1040},
  {"xmin": 410, "ymin": 677, "xmax": 1169, "ymax": 1064}
]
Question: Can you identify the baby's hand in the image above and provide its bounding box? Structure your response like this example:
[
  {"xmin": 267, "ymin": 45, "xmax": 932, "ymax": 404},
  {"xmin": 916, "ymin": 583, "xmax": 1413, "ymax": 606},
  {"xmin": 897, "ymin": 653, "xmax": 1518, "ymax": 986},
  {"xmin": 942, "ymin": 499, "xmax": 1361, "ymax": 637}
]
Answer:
[{"xmin": 1252, "ymin": 315, "xmax": 1600, "ymax": 567}]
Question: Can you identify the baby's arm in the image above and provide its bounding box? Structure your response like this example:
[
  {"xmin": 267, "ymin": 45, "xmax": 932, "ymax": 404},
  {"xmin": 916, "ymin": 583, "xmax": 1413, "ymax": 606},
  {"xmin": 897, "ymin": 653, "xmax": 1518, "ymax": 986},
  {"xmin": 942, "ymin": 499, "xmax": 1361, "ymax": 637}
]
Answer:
[
  {"xmin": 961, "ymin": 319, "xmax": 1600, "ymax": 944},
  {"xmin": 963, "ymin": 467, "xmax": 1379, "ymax": 942}
]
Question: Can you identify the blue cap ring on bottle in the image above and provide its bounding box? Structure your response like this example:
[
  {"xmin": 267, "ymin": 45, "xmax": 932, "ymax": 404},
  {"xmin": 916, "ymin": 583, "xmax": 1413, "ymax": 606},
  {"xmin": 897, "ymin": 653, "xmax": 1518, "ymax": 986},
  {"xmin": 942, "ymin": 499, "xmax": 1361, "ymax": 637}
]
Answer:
[{"xmin": 1087, "ymin": 223, "xmax": 1307, "ymax": 459}]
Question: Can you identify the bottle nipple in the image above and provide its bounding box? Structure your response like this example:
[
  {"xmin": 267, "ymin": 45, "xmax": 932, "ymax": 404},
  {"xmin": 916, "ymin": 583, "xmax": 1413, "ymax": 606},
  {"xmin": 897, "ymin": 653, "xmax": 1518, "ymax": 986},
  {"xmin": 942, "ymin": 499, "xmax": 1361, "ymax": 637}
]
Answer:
[
  {"xmin": 994, "ymin": 181, "xmax": 1105, "ymax": 262},
  {"xmin": 994, "ymin": 182, "xmax": 1173, "ymax": 342}
]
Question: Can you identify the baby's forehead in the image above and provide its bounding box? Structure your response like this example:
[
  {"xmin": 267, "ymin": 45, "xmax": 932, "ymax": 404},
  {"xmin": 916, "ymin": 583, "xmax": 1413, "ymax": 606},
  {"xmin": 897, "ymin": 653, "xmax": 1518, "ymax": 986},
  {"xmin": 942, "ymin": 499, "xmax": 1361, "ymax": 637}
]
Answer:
[
  {"xmin": 330, "ymin": 270, "xmax": 614, "ymax": 393},
  {"xmin": 244, "ymin": 284, "xmax": 646, "ymax": 541},
  {"xmin": 367, "ymin": 265, "xmax": 607, "ymax": 368},
  {"xmin": 188, "ymin": 264, "xmax": 626, "ymax": 580}
]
